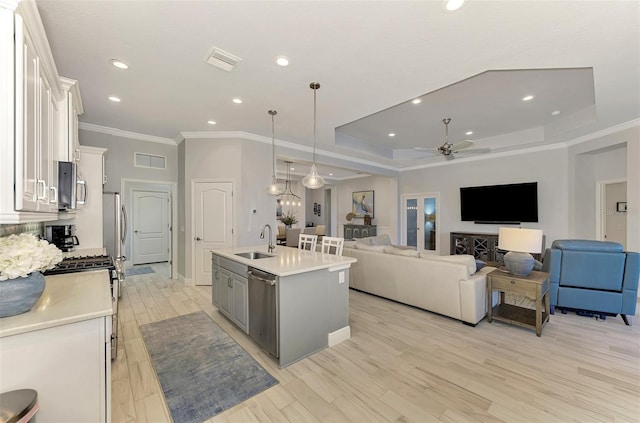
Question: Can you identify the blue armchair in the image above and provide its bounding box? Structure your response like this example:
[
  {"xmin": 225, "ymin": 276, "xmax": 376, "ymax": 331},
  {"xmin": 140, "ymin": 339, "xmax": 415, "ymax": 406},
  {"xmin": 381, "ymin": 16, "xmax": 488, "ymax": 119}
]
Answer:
[{"xmin": 543, "ymin": 240, "xmax": 639, "ymax": 325}]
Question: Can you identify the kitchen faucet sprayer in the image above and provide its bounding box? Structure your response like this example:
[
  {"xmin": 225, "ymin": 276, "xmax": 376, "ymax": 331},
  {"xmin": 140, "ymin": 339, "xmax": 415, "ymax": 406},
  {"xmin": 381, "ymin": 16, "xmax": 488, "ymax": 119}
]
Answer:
[{"xmin": 260, "ymin": 224, "xmax": 275, "ymax": 253}]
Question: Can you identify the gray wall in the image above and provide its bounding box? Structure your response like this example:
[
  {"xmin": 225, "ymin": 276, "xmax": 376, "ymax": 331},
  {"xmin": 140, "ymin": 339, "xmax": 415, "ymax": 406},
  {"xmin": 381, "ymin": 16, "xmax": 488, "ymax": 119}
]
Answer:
[
  {"xmin": 180, "ymin": 137, "xmax": 274, "ymax": 281},
  {"xmin": 79, "ymin": 129, "xmax": 178, "ymax": 192},
  {"xmin": 336, "ymin": 175, "xmax": 399, "ymax": 242},
  {"xmin": 398, "ymin": 148, "xmax": 570, "ymax": 254}
]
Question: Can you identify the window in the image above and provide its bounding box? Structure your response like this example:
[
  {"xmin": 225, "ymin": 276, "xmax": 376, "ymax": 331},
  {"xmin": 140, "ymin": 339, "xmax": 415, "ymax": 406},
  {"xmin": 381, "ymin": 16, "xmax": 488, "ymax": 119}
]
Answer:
[{"xmin": 134, "ymin": 153, "xmax": 166, "ymax": 169}]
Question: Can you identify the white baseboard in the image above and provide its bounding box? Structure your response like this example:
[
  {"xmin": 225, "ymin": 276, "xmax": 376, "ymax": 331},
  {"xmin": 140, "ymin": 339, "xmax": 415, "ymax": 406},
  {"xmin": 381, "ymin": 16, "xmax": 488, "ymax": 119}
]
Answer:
[{"xmin": 328, "ymin": 325, "xmax": 351, "ymax": 347}]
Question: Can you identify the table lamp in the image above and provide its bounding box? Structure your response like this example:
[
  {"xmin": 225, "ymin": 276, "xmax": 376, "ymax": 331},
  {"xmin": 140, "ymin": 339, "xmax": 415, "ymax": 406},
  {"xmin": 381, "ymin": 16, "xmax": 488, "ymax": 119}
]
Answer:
[{"xmin": 498, "ymin": 227, "xmax": 543, "ymax": 276}]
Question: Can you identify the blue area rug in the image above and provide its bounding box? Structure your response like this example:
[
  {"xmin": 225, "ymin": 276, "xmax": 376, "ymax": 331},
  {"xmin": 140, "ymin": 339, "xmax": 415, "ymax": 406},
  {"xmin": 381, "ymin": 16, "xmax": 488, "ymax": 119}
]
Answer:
[
  {"xmin": 125, "ymin": 266, "xmax": 154, "ymax": 276},
  {"xmin": 140, "ymin": 311, "xmax": 278, "ymax": 422}
]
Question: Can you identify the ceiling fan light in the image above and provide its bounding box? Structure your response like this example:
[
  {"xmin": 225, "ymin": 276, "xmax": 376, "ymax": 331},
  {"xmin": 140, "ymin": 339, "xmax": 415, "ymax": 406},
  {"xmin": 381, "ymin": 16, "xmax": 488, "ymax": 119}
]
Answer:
[{"xmin": 302, "ymin": 163, "xmax": 325, "ymax": 189}]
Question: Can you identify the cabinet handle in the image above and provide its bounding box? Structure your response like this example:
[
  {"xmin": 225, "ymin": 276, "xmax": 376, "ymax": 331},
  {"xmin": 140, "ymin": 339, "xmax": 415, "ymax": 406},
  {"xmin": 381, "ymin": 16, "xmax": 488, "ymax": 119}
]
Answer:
[
  {"xmin": 37, "ymin": 180, "xmax": 47, "ymax": 199},
  {"xmin": 74, "ymin": 148, "xmax": 80, "ymax": 161},
  {"xmin": 214, "ymin": 271, "xmax": 219, "ymax": 279},
  {"xmin": 49, "ymin": 186, "xmax": 57, "ymax": 203},
  {"xmin": 228, "ymin": 277, "xmax": 232, "ymax": 288},
  {"xmin": 76, "ymin": 179, "xmax": 87, "ymax": 205}
]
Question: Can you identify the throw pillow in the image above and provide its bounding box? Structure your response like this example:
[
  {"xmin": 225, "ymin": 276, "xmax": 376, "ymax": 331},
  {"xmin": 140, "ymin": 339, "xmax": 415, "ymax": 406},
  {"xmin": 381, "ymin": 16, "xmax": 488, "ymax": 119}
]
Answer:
[
  {"xmin": 475, "ymin": 260, "xmax": 486, "ymax": 271},
  {"xmin": 343, "ymin": 240, "xmax": 357, "ymax": 249},
  {"xmin": 383, "ymin": 246, "xmax": 420, "ymax": 257},
  {"xmin": 354, "ymin": 244, "xmax": 386, "ymax": 252},
  {"xmin": 421, "ymin": 254, "xmax": 477, "ymax": 275}
]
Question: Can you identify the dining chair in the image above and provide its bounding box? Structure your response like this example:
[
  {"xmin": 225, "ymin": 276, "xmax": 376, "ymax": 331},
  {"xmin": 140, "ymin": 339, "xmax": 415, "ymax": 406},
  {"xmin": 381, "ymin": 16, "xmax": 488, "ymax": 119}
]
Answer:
[
  {"xmin": 298, "ymin": 234, "xmax": 318, "ymax": 251},
  {"xmin": 321, "ymin": 236, "xmax": 344, "ymax": 256},
  {"xmin": 315, "ymin": 225, "xmax": 326, "ymax": 241}
]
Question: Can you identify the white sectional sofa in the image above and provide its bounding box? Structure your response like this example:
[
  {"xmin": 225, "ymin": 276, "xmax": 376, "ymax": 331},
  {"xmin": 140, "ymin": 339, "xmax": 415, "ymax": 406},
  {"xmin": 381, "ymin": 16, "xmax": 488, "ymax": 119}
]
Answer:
[{"xmin": 342, "ymin": 235, "xmax": 496, "ymax": 325}]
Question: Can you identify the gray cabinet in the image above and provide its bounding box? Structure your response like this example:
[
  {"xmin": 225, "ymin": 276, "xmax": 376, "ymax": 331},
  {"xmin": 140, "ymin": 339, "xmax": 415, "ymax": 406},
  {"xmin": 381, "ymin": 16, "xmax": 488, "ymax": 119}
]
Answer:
[
  {"xmin": 344, "ymin": 224, "xmax": 377, "ymax": 239},
  {"xmin": 450, "ymin": 231, "xmax": 542, "ymax": 264},
  {"xmin": 211, "ymin": 254, "xmax": 248, "ymax": 333}
]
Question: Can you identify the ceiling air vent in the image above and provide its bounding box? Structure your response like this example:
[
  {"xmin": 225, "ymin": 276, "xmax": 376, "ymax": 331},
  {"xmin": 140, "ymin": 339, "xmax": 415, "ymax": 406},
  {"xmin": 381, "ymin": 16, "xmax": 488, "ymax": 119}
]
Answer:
[{"xmin": 205, "ymin": 46, "xmax": 242, "ymax": 72}]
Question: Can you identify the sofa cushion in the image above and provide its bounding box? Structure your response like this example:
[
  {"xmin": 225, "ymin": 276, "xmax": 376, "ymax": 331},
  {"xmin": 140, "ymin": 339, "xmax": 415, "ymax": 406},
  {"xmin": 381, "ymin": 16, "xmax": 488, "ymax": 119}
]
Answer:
[
  {"xmin": 421, "ymin": 254, "xmax": 477, "ymax": 275},
  {"xmin": 355, "ymin": 243, "xmax": 387, "ymax": 252},
  {"xmin": 343, "ymin": 240, "xmax": 358, "ymax": 249},
  {"xmin": 383, "ymin": 246, "xmax": 420, "ymax": 258},
  {"xmin": 357, "ymin": 234, "xmax": 392, "ymax": 246}
]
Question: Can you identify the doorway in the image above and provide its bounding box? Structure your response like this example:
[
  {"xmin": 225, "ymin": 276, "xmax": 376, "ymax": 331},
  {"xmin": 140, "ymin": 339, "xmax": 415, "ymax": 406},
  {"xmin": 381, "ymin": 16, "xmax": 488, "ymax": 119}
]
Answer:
[
  {"xmin": 597, "ymin": 179, "xmax": 627, "ymax": 249},
  {"xmin": 132, "ymin": 190, "xmax": 170, "ymax": 264},
  {"xmin": 122, "ymin": 179, "xmax": 177, "ymax": 279},
  {"xmin": 401, "ymin": 193, "xmax": 440, "ymax": 254},
  {"xmin": 192, "ymin": 181, "xmax": 233, "ymax": 286}
]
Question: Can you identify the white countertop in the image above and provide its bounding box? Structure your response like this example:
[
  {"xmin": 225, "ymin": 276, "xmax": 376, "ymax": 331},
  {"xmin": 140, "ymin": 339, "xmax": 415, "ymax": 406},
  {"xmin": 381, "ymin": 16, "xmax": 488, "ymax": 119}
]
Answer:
[
  {"xmin": 0, "ymin": 270, "xmax": 113, "ymax": 338},
  {"xmin": 211, "ymin": 245, "xmax": 356, "ymax": 277}
]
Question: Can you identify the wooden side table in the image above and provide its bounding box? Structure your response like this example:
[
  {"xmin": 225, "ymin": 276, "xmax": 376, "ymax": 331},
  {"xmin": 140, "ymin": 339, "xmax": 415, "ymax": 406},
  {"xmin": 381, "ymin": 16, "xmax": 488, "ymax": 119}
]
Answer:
[{"xmin": 487, "ymin": 269, "xmax": 550, "ymax": 336}]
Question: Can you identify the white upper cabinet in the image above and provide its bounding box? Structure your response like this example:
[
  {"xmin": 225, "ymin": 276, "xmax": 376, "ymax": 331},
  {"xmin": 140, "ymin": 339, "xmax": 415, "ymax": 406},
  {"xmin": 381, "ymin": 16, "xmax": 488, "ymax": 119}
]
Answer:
[
  {"xmin": 59, "ymin": 77, "xmax": 83, "ymax": 163},
  {"xmin": 0, "ymin": 1, "xmax": 79, "ymax": 223}
]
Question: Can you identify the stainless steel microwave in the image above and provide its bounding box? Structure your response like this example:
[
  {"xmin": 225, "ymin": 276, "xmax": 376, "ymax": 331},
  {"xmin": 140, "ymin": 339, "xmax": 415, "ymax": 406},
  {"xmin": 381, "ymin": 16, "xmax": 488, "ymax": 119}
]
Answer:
[{"xmin": 58, "ymin": 161, "xmax": 82, "ymax": 210}]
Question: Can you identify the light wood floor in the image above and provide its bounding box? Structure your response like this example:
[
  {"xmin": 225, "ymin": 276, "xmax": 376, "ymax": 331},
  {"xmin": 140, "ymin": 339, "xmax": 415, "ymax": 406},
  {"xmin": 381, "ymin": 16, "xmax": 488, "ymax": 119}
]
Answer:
[{"xmin": 113, "ymin": 263, "xmax": 640, "ymax": 423}]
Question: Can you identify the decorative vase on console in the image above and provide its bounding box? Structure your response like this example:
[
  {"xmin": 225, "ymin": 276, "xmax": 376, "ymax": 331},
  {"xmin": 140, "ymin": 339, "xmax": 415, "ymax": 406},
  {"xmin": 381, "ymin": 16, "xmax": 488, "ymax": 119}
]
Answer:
[
  {"xmin": 0, "ymin": 233, "xmax": 62, "ymax": 318},
  {"xmin": 280, "ymin": 211, "xmax": 298, "ymax": 229}
]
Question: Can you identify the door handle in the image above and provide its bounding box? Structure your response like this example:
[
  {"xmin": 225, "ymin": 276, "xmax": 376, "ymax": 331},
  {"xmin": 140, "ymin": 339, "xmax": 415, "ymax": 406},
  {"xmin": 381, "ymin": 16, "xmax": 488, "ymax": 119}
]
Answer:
[
  {"xmin": 195, "ymin": 237, "xmax": 202, "ymax": 241},
  {"xmin": 134, "ymin": 230, "xmax": 138, "ymax": 234}
]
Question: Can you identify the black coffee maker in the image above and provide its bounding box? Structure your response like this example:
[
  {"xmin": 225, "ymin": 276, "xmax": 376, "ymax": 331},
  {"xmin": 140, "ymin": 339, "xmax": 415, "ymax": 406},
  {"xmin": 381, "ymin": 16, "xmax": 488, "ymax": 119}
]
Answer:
[{"xmin": 45, "ymin": 225, "xmax": 80, "ymax": 252}]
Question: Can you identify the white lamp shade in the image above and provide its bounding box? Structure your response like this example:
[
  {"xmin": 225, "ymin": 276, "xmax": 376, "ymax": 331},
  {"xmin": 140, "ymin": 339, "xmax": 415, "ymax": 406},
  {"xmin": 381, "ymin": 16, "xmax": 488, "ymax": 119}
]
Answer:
[{"xmin": 498, "ymin": 227, "xmax": 543, "ymax": 253}]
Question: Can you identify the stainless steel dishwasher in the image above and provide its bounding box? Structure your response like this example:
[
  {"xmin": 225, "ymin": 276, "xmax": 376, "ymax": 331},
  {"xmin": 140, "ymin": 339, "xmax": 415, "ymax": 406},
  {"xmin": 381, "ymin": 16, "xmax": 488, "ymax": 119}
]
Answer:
[{"xmin": 248, "ymin": 267, "xmax": 278, "ymax": 358}]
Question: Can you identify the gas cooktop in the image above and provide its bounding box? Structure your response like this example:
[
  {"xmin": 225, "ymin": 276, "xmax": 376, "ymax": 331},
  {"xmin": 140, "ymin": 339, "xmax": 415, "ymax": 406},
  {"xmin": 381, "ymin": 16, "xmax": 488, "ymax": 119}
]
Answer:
[{"xmin": 44, "ymin": 255, "xmax": 115, "ymax": 275}]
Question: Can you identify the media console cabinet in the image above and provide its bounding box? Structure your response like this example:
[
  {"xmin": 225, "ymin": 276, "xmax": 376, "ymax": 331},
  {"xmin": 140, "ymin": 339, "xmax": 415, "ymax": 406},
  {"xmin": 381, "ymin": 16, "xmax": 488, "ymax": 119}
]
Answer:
[{"xmin": 450, "ymin": 231, "xmax": 543, "ymax": 265}]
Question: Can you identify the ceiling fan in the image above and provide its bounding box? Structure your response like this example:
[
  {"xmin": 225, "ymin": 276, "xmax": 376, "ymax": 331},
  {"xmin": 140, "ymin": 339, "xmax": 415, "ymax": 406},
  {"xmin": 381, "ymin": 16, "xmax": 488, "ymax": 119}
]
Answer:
[{"xmin": 415, "ymin": 118, "xmax": 491, "ymax": 160}]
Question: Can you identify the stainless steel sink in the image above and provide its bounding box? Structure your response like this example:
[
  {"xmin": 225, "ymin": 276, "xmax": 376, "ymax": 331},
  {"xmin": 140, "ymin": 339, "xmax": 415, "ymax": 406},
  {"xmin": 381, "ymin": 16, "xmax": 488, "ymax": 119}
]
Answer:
[{"xmin": 234, "ymin": 251, "xmax": 273, "ymax": 260}]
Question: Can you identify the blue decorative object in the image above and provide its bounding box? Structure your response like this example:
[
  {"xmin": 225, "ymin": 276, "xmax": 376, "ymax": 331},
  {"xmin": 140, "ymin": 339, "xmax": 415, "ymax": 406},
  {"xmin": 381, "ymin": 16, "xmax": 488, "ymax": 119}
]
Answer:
[
  {"xmin": 0, "ymin": 272, "xmax": 46, "ymax": 318},
  {"xmin": 140, "ymin": 311, "xmax": 278, "ymax": 422},
  {"xmin": 503, "ymin": 251, "xmax": 535, "ymax": 276}
]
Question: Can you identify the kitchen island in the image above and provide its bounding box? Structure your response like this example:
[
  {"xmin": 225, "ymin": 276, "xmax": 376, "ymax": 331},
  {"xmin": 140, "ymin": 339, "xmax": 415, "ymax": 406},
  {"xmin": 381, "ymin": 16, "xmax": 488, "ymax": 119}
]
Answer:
[
  {"xmin": 0, "ymin": 270, "xmax": 113, "ymax": 423},
  {"xmin": 212, "ymin": 245, "xmax": 356, "ymax": 368}
]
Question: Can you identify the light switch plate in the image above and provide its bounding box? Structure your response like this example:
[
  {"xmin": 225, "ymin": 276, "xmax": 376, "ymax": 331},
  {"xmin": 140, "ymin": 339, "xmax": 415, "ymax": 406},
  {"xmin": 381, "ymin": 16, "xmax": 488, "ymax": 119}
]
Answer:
[{"xmin": 339, "ymin": 271, "xmax": 345, "ymax": 283}]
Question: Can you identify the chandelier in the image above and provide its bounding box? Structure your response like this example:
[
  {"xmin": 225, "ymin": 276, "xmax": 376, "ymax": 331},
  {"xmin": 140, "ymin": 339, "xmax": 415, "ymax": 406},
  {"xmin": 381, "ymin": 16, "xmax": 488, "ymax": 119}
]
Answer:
[
  {"xmin": 302, "ymin": 82, "xmax": 325, "ymax": 189},
  {"xmin": 266, "ymin": 110, "xmax": 282, "ymax": 196},
  {"xmin": 277, "ymin": 161, "xmax": 301, "ymax": 207}
]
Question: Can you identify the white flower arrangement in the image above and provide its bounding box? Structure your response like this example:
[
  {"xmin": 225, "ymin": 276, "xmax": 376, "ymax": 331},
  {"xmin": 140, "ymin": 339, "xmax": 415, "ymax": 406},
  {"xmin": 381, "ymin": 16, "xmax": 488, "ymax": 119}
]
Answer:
[{"xmin": 0, "ymin": 233, "xmax": 62, "ymax": 281}]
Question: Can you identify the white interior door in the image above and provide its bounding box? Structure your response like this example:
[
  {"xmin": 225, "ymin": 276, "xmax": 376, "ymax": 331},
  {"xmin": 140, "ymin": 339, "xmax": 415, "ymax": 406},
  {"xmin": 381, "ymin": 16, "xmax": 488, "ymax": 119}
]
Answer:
[
  {"xmin": 132, "ymin": 190, "xmax": 170, "ymax": 264},
  {"xmin": 194, "ymin": 182, "xmax": 233, "ymax": 286},
  {"xmin": 402, "ymin": 193, "xmax": 440, "ymax": 255}
]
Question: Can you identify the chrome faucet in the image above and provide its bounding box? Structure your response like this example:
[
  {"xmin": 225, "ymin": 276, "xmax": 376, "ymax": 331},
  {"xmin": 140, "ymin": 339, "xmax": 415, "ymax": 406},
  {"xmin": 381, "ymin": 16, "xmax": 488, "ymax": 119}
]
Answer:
[{"xmin": 260, "ymin": 224, "xmax": 275, "ymax": 253}]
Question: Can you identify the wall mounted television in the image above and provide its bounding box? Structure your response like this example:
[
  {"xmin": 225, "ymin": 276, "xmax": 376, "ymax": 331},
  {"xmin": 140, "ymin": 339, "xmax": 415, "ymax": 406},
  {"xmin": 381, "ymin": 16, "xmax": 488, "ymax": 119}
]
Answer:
[{"xmin": 460, "ymin": 182, "xmax": 538, "ymax": 223}]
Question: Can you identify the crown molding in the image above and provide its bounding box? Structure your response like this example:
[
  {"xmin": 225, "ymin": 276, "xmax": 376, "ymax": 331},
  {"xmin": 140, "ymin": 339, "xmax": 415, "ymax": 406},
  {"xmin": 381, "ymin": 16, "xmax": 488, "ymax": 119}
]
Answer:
[
  {"xmin": 565, "ymin": 118, "xmax": 640, "ymax": 146},
  {"xmin": 0, "ymin": 0, "xmax": 19, "ymax": 11},
  {"xmin": 180, "ymin": 130, "xmax": 399, "ymax": 172},
  {"xmin": 59, "ymin": 77, "xmax": 84, "ymax": 115},
  {"xmin": 79, "ymin": 122, "xmax": 176, "ymax": 145}
]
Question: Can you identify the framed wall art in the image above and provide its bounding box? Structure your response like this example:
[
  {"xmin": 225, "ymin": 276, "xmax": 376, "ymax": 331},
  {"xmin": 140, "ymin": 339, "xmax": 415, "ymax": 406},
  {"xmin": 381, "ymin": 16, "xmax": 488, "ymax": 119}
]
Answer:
[
  {"xmin": 352, "ymin": 190, "xmax": 374, "ymax": 218},
  {"xmin": 616, "ymin": 202, "xmax": 627, "ymax": 212}
]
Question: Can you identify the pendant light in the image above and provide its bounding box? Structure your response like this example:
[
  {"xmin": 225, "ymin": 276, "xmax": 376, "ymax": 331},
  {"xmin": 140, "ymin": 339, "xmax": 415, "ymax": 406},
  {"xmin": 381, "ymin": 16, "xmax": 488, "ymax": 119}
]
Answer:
[
  {"xmin": 277, "ymin": 161, "xmax": 302, "ymax": 207},
  {"xmin": 266, "ymin": 110, "xmax": 282, "ymax": 196},
  {"xmin": 302, "ymin": 82, "xmax": 325, "ymax": 189}
]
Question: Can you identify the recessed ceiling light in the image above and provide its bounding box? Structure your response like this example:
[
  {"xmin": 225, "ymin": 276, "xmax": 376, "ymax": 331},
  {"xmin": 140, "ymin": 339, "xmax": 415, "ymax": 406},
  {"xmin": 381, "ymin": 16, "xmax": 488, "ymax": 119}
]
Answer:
[
  {"xmin": 275, "ymin": 56, "xmax": 289, "ymax": 67},
  {"xmin": 329, "ymin": 173, "xmax": 334, "ymax": 176},
  {"xmin": 465, "ymin": 131, "xmax": 473, "ymax": 135},
  {"xmin": 207, "ymin": 120, "xmax": 217, "ymax": 125},
  {"xmin": 412, "ymin": 98, "xmax": 422, "ymax": 104},
  {"xmin": 551, "ymin": 110, "xmax": 561, "ymax": 116},
  {"xmin": 110, "ymin": 59, "xmax": 129, "ymax": 70},
  {"xmin": 522, "ymin": 95, "xmax": 535, "ymax": 101},
  {"xmin": 108, "ymin": 96, "xmax": 121, "ymax": 102},
  {"xmin": 443, "ymin": 0, "xmax": 465, "ymax": 12},
  {"xmin": 388, "ymin": 133, "xmax": 396, "ymax": 137},
  {"xmin": 290, "ymin": 167, "xmax": 295, "ymax": 171},
  {"xmin": 232, "ymin": 98, "xmax": 242, "ymax": 104}
]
